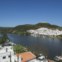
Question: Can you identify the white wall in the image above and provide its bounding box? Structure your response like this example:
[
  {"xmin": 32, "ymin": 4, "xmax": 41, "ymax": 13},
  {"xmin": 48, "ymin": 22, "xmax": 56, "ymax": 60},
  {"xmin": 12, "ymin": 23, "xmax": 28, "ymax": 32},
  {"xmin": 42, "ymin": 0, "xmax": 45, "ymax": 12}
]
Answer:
[
  {"xmin": 0, "ymin": 52, "xmax": 12, "ymax": 62},
  {"xmin": 0, "ymin": 46, "xmax": 17, "ymax": 62}
]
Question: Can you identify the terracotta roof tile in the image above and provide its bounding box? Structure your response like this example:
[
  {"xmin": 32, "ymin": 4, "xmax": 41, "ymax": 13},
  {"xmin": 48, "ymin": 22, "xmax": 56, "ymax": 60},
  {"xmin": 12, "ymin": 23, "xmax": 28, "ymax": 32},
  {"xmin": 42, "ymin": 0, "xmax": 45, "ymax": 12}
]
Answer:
[{"xmin": 16, "ymin": 52, "xmax": 36, "ymax": 62}]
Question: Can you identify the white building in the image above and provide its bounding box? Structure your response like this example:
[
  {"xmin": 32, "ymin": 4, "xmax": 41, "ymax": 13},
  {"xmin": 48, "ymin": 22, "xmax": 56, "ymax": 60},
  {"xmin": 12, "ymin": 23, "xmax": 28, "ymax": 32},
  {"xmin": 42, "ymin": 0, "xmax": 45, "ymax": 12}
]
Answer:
[
  {"xmin": 0, "ymin": 41, "xmax": 48, "ymax": 62},
  {"xmin": 0, "ymin": 45, "xmax": 21, "ymax": 62},
  {"xmin": 28, "ymin": 54, "xmax": 48, "ymax": 62},
  {"xmin": 27, "ymin": 27, "xmax": 62, "ymax": 36}
]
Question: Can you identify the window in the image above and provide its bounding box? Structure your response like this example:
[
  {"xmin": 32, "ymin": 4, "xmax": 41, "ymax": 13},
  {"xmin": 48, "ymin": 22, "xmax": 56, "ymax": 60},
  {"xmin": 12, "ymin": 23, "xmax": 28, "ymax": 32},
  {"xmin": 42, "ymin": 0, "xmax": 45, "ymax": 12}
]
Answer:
[
  {"xmin": 3, "ymin": 56, "xmax": 6, "ymax": 59},
  {"xmin": 8, "ymin": 55, "xmax": 11, "ymax": 58},
  {"xmin": 21, "ymin": 58, "xmax": 23, "ymax": 60}
]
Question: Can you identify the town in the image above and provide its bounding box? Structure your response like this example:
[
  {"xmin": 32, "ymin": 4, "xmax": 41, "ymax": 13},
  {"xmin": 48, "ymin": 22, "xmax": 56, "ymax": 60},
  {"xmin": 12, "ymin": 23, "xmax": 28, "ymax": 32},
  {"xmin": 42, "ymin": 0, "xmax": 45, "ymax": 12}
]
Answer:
[
  {"xmin": 0, "ymin": 40, "xmax": 49, "ymax": 62},
  {"xmin": 0, "ymin": 0, "xmax": 62, "ymax": 62},
  {"xmin": 27, "ymin": 28, "xmax": 62, "ymax": 36}
]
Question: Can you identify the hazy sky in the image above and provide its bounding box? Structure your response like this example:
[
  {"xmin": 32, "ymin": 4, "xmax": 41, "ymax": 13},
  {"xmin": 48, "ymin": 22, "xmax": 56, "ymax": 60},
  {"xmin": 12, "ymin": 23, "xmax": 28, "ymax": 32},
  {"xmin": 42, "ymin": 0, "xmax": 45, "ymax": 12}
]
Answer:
[{"xmin": 0, "ymin": 0, "xmax": 62, "ymax": 27}]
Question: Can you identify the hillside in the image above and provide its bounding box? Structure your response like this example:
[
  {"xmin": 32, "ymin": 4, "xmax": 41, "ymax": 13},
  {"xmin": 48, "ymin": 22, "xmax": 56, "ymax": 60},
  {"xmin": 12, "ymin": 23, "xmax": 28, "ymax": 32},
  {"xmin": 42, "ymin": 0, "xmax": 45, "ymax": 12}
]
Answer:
[
  {"xmin": 0, "ymin": 23, "xmax": 62, "ymax": 35},
  {"xmin": 12, "ymin": 23, "xmax": 62, "ymax": 35}
]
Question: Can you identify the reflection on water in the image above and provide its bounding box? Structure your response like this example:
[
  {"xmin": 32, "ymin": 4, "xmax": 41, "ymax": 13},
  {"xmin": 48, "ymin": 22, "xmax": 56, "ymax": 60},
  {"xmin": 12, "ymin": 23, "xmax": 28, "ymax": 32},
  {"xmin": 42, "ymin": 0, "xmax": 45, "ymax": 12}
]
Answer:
[{"xmin": 8, "ymin": 34, "xmax": 62, "ymax": 59}]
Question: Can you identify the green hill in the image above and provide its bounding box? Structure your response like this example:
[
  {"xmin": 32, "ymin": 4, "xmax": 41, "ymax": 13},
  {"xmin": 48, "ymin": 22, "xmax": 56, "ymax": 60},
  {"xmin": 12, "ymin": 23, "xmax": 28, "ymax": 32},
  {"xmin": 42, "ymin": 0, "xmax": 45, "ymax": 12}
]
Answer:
[
  {"xmin": 0, "ymin": 23, "xmax": 62, "ymax": 35},
  {"xmin": 12, "ymin": 23, "xmax": 62, "ymax": 35}
]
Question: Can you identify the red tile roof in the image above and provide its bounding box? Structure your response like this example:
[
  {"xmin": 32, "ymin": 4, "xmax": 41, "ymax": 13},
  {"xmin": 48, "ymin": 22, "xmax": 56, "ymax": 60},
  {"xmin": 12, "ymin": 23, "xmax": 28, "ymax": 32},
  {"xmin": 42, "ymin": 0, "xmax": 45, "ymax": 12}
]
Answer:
[{"xmin": 16, "ymin": 52, "xmax": 36, "ymax": 62}]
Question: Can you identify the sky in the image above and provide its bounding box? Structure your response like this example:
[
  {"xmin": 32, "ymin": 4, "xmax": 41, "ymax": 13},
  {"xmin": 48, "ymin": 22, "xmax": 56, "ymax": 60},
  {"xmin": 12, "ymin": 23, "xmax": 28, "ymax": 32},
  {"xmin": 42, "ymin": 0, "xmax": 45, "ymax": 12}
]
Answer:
[{"xmin": 0, "ymin": 0, "xmax": 62, "ymax": 27}]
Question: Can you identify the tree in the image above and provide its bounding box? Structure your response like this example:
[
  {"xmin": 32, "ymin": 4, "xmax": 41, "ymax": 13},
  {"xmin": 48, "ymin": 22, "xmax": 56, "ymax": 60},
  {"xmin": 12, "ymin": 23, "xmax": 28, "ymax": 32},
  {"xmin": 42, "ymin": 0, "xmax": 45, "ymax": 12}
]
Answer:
[{"xmin": 0, "ymin": 34, "xmax": 8, "ymax": 44}]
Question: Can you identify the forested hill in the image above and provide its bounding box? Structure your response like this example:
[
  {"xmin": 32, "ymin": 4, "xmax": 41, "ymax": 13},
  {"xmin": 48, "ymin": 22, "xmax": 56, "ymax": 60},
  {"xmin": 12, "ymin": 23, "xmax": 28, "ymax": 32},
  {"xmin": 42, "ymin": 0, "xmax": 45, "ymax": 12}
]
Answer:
[{"xmin": 0, "ymin": 23, "xmax": 62, "ymax": 35}]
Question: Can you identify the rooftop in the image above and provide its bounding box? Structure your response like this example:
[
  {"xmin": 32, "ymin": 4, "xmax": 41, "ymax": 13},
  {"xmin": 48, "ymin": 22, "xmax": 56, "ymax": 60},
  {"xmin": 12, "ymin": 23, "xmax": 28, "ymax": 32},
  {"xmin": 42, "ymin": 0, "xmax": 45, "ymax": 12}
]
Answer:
[{"xmin": 16, "ymin": 52, "xmax": 36, "ymax": 62}]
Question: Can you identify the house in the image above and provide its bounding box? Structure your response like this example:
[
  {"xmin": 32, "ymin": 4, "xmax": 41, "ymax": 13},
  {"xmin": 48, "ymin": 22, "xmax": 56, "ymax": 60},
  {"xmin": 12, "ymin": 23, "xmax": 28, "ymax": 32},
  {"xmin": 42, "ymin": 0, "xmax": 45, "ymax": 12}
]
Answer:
[
  {"xmin": 0, "ymin": 41, "xmax": 48, "ymax": 62},
  {"xmin": 16, "ymin": 52, "xmax": 36, "ymax": 62},
  {"xmin": 28, "ymin": 54, "xmax": 48, "ymax": 62},
  {"xmin": 0, "ymin": 43, "xmax": 19, "ymax": 62},
  {"xmin": 16, "ymin": 52, "xmax": 48, "ymax": 62}
]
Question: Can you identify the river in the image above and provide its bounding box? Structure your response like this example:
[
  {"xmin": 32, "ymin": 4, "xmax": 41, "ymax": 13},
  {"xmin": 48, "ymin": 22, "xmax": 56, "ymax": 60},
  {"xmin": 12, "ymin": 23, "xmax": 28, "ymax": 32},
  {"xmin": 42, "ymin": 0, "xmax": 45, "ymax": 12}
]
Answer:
[{"xmin": 8, "ymin": 34, "xmax": 62, "ymax": 59}]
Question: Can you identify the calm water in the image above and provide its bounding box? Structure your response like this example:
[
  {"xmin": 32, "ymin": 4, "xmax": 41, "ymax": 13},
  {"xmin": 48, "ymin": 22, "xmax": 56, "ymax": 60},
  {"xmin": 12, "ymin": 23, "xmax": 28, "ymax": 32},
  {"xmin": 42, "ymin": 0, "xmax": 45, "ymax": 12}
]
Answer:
[{"xmin": 8, "ymin": 34, "xmax": 62, "ymax": 59}]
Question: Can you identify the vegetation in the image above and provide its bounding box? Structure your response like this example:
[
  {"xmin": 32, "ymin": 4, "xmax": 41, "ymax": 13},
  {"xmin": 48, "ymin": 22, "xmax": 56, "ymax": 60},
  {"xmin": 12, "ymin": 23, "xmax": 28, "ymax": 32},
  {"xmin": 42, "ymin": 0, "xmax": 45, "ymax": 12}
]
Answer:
[
  {"xmin": 13, "ymin": 45, "xmax": 27, "ymax": 53},
  {"xmin": 57, "ymin": 60, "xmax": 62, "ymax": 62},
  {"xmin": 0, "ymin": 27, "xmax": 13, "ymax": 34},
  {"xmin": 57, "ymin": 35, "xmax": 62, "ymax": 39},
  {"xmin": 0, "ymin": 34, "xmax": 8, "ymax": 44},
  {"xmin": 35, "ymin": 23, "xmax": 62, "ymax": 30}
]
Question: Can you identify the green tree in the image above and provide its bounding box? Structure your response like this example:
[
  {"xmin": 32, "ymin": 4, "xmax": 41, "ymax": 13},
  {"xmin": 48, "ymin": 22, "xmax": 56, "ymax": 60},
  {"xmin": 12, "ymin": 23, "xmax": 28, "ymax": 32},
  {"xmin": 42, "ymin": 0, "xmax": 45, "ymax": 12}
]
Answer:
[{"xmin": 0, "ymin": 34, "xmax": 8, "ymax": 44}]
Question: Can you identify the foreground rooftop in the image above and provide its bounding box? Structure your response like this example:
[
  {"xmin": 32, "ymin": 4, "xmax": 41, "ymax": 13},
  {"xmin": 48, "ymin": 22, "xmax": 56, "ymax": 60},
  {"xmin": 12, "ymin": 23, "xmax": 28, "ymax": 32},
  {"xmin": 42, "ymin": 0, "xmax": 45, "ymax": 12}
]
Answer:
[{"xmin": 16, "ymin": 52, "xmax": 36, "ymax": 62}]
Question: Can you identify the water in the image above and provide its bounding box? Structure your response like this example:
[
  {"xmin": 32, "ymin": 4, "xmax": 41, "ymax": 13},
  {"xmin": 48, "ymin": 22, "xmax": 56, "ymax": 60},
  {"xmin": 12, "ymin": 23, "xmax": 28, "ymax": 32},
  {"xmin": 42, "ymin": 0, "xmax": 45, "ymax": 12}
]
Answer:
[{"xmin": 8, "ymin": 34, "xmax": 62, "ymax": 59}]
